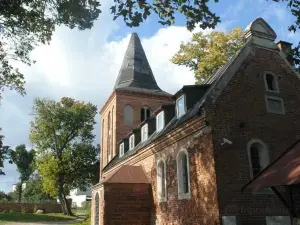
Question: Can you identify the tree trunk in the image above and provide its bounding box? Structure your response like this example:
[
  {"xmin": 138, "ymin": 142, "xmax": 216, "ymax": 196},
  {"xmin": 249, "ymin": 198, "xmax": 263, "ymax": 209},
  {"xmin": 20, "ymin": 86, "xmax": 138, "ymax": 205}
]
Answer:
[
  {"xmin": 58, "ymin": 192, "xmax": 67, "ymax": 215},
  {"xmin": 58, "ymin": 173, "xmax": 73, "ymax": 216},
  {"xmin": 63, "ymin": 193, "xmax": 73, "ymax": 216},
  {"xmin": 18, "ymin": 182, "xmax": 22, "ymax": 203}
]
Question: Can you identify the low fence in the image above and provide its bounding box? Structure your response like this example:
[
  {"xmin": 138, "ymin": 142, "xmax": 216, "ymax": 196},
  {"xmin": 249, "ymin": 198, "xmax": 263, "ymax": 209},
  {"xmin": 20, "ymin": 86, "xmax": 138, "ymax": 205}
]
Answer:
[{"xmin": 0, "ymin": 203, "xmax": 62, "ymax": 213}]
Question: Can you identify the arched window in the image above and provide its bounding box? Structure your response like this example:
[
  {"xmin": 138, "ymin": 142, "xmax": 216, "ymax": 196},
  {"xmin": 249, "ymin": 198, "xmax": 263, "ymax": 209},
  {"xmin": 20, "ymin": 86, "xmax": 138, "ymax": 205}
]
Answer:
[
  {"xmin": 94, "ymin": 192, "xmax": 99, "ymax": 225},
  {"xmin": 112, "ymin": 106, "xmax": 114, "ymax": 156},
  {"xmin": 141, "ymin": 106, "xmax": 151, "ymax": 122},
  {"xmin": 177, "ymin": 150, "xmax": 190, "ymax": 200},
  {"xmin": 247, "ymin": 139, "xmax": 270, "ymax": 178},
  {"xmin": 157, "ymin": 160, "xmax": 167, "ymax": 202},
  {"xmin": 264, "ymin": 72, "xmax": 279, "ymax": 92},
  {"xmin": 108, "ymin": 112, "xmax": 111, "ymax": 160},
  {"xmin": 124, "ymin": 105, "xmax": 133, "ymax": 126}
]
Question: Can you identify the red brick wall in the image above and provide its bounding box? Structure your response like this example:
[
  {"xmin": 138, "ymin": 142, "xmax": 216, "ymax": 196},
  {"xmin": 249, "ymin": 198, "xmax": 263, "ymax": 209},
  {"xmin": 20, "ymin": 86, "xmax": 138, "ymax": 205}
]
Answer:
[
  {"xmin": 100, "ymin": 90, "xmax": 172, "ymax": 171},
  {"xmin": 206, "ymin": 47, "xmax": 300, "ymax": 224},
  {"xmin": 0, "ymin": 203, "xmax": 62, "ymax": 213},
  {"xmin": 115, "ymin": 92, "xmax": 173, "ymax": 147},
  {"xmin": 103, "ymin": 183, "xmax": 152, "ymax": 225},
  {"xmin": 103, "ymin": 119, "xmax": 220, "ymax": 225}
]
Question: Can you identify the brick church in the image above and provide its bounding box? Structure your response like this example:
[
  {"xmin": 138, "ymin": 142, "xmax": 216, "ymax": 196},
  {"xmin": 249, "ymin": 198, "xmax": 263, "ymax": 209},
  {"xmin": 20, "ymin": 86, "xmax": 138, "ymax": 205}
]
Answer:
[{"xmin": 91, "ymin": 17, "xmax": 300, "ymax": 225}]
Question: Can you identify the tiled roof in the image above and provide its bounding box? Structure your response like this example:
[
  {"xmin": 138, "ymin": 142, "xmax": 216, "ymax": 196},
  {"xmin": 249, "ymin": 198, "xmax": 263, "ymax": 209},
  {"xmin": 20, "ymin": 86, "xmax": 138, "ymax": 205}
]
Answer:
[
  {"xmin": 242, "ymin": 139, "xmax": 300, "ymax": 191},
  {"xmin": 102, "ymin": 165, "xmax": 150, "ymax": 184}
]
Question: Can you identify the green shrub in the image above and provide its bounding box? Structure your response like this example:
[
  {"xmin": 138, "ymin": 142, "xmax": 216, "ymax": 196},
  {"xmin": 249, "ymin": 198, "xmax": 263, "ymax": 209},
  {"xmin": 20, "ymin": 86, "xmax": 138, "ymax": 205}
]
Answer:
[
  {"xmin": 21, "ymin": 205, "xmax": 27, "ymax": 214},
  {"xmin": 1, "ymin": 210, "xmax": 7, "ymax": 214},
  {"xmin": 9, "ymin": 209, "xmax": 15, "ymax": 213}
]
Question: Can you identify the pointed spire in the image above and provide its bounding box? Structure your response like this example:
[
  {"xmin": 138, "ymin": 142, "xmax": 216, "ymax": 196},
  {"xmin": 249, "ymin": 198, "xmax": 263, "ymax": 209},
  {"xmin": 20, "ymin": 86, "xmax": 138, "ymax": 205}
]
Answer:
[{"xmin": 114, "ymin": 33, "xmax": 167, "ymax": 95}]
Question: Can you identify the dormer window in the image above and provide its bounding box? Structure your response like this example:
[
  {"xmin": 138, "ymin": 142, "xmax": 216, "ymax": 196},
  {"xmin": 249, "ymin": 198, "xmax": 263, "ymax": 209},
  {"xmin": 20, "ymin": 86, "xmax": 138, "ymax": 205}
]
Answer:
[
  {"xmin": 129, "ymin": 135, "xmax": 135, "ymax": 150},
  {"xmin": 176, "ymin": 95, "xmax": 186, "ymax": 118},
  {"xmin": 141, "ymin": 124, "xmax": 148, "ymax": 142},
  {"xmin": 156, "ymin": 111, "xmax": 165, "ymax": 132},
  {"xmin": 264, "ymin": 72, "xmax": 279, "ymax": 92},
  {"xmin": 119, "ymin": 143, "xmax": 124, "ymax": 157}
]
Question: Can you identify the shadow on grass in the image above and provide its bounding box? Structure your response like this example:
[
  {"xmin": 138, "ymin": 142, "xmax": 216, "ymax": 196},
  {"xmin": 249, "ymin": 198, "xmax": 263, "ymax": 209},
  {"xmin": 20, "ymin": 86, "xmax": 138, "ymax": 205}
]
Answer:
[{"xmin": 0, "ymin": 212, "xmax": 77, "ymax": 222}]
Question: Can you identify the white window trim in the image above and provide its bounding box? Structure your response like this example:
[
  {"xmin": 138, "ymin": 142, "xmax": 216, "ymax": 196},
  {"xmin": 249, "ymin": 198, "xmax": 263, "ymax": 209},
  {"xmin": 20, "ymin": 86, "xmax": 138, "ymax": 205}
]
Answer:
[
  {"xmin": 246, "ymin": 139, "xmax": 273, "ymax": 194},
  {"xmin": 265, "ymin": 95, "xmax": 285, "ymax": 115},
  {"xmin": 264, "ymin": 71, "xmax": 279, "ymax": 93},
  {"xmin": 176, "ymin": 149, "xmax": 191, "ymax": 200},
  {"xmin": 156, "ymin": 111, "xmax": 165, "ymax": 132},
  {"xmin": 119, "ymin": 143, "xmax": 124, "ymax": 157},
  {"xmin": 157, "ymin": 159, "xmax": 167, "ymax": 203},
  {"xmin": 141, "ymin": 124, "xmax": 148, "ymax": 142},
  {"xmin": 129, "ymin": 134, "xmax": 135, "ymax": 150},
  {"xmin": 176, "ymin": 94, "xmax": 187, "ymax": 118}
]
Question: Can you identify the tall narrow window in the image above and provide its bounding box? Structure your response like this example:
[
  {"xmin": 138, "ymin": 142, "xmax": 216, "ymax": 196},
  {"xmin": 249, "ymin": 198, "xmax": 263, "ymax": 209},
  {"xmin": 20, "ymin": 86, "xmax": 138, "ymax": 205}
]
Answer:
[
  {"xmin": 129, "ymin": 135, "xmax": 135, "ymax": 150},
  {"xmin": 176, "ymin": 95, "xmax": 186, "ymax": 118},
  {"xmin": 141, "ymin": 124, "xmax": 148, "ymax": 142},
  {"xmin": 101, "ymin": 120, "xmax": 104, "ymax": 160},
  {"xmin": 264, "ymin": 72, "xmax": 279, "ymax": 92},
  {"xmin": 247, "ymin": 140, "xmax": 270, "ymax": 178},
  {"xmin": 119, "ymin": 143, "xmax": 124, "ymax": 158},
  {"xmin": 250, "ymin": 145, "xmax": 261, "ymax": 177},
  {"xmin": 141, "ymin": 108, "xmax": 145, "ymax": 122},
  {"xmin": 156, "ymin": 111, "xmax": 165, "ymax": 132},
  {"xmin": 141, "ymin": 106, "xmax": 151, "ymax": 122},
  {"xmin": 107, "ymin": 112, "xmax": 111, "ymax": 161},
  {"xmin": 157, "ymin": 160, "xmax": 167, "ymax": 202},
  {"xmin": 124, "ymin": 105, "xmax": 133, "ymax": 126},
  {"xmin": 112, "ymin": 106, "xmax": 114, "ymax": 156},
  {"xmin": 177, "ymin": 150, "xmax": 190, "ymax": 200}
]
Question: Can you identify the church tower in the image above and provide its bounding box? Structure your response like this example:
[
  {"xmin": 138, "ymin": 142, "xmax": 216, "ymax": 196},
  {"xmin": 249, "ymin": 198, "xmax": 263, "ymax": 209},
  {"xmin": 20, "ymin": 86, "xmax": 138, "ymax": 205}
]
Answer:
[{"xmin": 100, "ymin": 33, "xmax": 172, "ymax": 176}]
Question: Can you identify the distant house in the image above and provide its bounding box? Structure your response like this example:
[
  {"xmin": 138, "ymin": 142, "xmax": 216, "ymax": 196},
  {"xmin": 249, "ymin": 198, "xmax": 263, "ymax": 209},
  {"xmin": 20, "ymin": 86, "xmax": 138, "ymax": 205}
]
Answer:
[
  {"xmin": 12, "ymin": 183, "xmax": 26, "ymax": 192},
  {"xmin": 68, "ymin": 187, "xmax": 91, "ymax": 208}
]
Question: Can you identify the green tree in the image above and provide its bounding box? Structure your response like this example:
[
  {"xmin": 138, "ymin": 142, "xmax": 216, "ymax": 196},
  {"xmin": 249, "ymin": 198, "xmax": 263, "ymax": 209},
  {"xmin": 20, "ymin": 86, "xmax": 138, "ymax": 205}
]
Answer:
[
  {"xmin": 9, "ymin": 144, "xmax": 35, "ymax": 203},
  {"xmin": 0, "ymin": 191, "xmax": 12, "ymax": 202},
  {"xmin": 0, "ymin": 128, "xmax": 7, "ymax": 175},
  {"xmin": 171, "ymin": 27, "xmax": 246, "ymax": 83},
  {"xmin": 29, "ymin": 97, "xmax": 98, "ymax": 216},
  {"xmin": 22, "ymin": 176, "xmax": 54, "ymax": 203},
  {"xmin": 0, "ymin": 0, "xmax": 101, "ymax": 99}
]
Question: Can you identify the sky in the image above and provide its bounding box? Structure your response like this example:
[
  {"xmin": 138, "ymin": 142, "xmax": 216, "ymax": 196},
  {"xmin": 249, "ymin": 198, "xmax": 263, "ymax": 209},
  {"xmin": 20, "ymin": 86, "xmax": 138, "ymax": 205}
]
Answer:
[{"xmin": 0, "ymin": 0, "xmax": 299, "ymax": 193}]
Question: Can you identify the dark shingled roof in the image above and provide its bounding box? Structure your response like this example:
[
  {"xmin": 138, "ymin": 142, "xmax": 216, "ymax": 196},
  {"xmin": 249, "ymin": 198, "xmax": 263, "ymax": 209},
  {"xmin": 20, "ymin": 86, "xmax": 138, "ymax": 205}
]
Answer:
[{"xmin": 114, "ymin": 33, "xmax": 171, "ymax": 97}]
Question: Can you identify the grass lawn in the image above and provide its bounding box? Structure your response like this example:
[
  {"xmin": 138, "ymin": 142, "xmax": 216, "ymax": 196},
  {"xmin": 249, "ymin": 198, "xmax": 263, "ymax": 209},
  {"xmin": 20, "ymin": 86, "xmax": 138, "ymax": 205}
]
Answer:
[{"xmin": 0, "ymin": 212, "xmax": 76, "ymax": 223}]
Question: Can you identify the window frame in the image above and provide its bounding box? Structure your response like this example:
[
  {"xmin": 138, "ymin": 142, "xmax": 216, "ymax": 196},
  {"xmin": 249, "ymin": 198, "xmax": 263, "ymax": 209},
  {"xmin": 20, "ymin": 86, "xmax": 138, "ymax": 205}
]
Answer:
[
  {"xmin": 141, "ymin": 124, "xmax": 148, "ymax": 142},
  {"xmin": 265, "ymin": 95, "xmax": 285, "ymax": 115},
  {"xmin": 157, "ymin": 159, "xmax": 167, "ymax": 203},
  {"xmin": 176, "ymin": 94, "xmax": 186, "ymax": 118},
  {"xmin": 264, "ymin": 71, "xmax": 279, "ymax": 93},
  {"xmin": 119, "ymin": 143, "xmax": 124, "ymax": 158},
  {"xmin": 176, "ymin": 149, "xmax": 191, "ymax": 200},
  {"xmin": 129, "ymin": 134, "xmax": 135, "ymax": 150},
  {"xmin": 156, "ymin": 111, "xmax": 165, "ymax": 132},
  {"xmin": 247, "ymin": 139, "xmax": 272, "ymax": 194}
]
